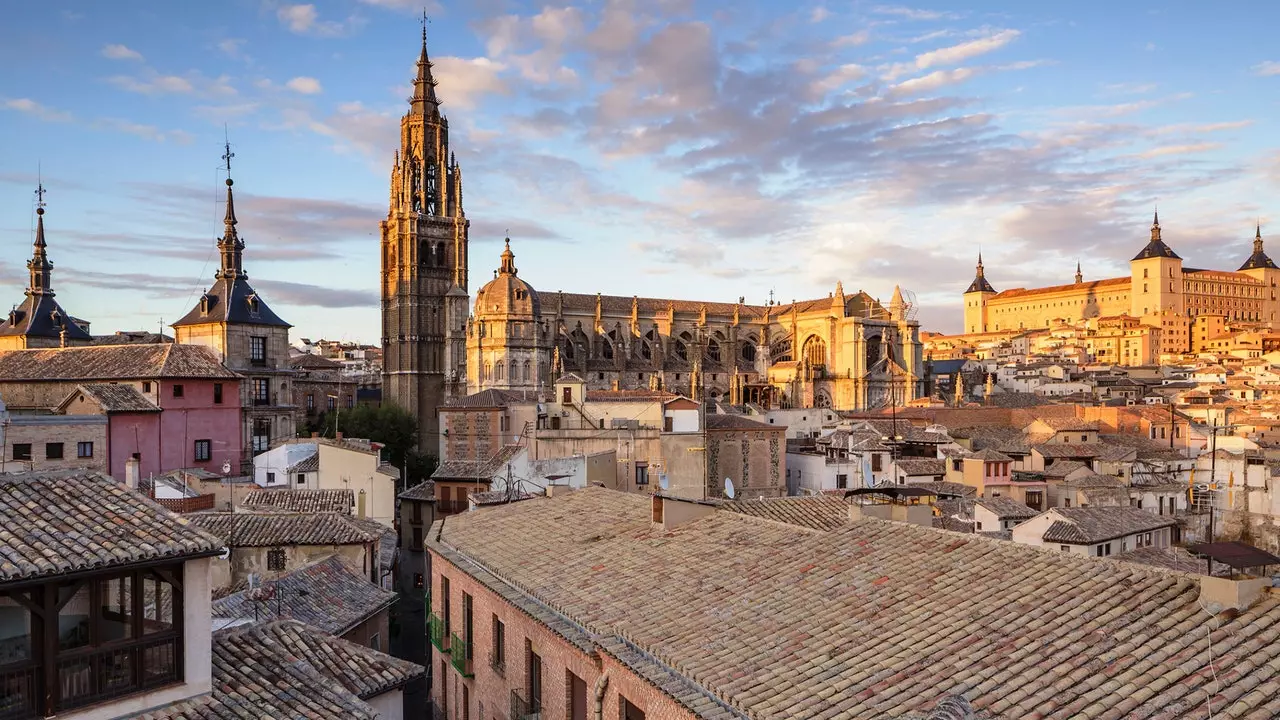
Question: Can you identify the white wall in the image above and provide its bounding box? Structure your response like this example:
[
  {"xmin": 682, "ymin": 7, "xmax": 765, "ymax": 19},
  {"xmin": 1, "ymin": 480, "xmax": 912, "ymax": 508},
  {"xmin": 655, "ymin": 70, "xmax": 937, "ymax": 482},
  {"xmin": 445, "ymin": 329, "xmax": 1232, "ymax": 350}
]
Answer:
[
  {"xmin": 763, "ymin": 408, "xmax": 839, "ymax": 439},
  {"xmin": 365, "ymin": 688, "xmax": 405, "ymax": 720},
  {"xmin": 665, "ymin": 408, "xmax": 699, "ymax": 433}
]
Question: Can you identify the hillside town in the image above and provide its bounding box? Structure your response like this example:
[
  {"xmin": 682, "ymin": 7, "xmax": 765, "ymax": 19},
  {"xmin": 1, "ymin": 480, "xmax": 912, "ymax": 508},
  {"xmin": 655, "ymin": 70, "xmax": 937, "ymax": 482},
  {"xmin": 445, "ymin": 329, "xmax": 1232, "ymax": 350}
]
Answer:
[{"xmin": 4, "ymin": 4, "xmax": 1280, "ymax": 720}]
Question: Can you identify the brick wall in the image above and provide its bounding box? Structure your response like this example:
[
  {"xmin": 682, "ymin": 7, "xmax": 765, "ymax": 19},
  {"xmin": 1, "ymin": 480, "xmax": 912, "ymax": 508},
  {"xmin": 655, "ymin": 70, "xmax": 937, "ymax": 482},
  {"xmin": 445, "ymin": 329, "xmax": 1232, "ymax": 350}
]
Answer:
[
  {"xmin": 3, "ymin": 417, "xmax": 107, "ymax": 474},
  {"xmin": 429, "ymin": 549, "xmax": 702, "ymax": 720},
  {"xmin": 442, "ymin": 408, "xmax": 499, "ymax": 463}
]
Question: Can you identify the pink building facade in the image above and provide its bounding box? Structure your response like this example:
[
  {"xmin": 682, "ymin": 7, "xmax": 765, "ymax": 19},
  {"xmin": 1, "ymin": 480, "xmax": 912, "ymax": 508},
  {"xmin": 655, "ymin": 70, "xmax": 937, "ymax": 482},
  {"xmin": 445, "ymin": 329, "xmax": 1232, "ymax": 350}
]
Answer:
[{"xmin": 101, "ymin": 379, "xmax": 242, "ymax": 481}]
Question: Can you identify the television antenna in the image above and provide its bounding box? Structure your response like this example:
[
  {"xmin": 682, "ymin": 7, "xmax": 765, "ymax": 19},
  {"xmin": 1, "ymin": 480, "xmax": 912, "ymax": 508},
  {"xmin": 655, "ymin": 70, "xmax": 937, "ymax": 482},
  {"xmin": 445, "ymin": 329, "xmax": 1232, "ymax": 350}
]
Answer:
[{"xmin": 901, "ymin": 288, "xmax": 919, "ymax": 321}]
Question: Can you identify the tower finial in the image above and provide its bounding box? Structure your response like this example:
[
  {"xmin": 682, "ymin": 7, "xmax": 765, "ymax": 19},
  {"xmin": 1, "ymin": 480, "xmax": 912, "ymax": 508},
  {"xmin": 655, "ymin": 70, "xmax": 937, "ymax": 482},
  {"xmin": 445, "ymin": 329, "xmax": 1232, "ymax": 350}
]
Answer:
[
  {"xmin": 1075, "ymin": 260, "xmax": 1082, "ymax": 284},
  {"xmin": 222, "ymin": 125, "xmax": 235, "ymax": 176}
]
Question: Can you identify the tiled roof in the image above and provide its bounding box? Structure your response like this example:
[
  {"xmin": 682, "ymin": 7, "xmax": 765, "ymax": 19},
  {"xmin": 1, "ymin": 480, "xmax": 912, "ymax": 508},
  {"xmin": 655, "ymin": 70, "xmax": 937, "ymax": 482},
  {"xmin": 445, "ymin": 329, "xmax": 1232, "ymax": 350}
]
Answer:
[
  {"xmin": 1116, "ymin": 546, "xmax": 1230, "ymax": 576},
  {"xmin": 434, "ymin": 487, "xmax": 1280, "ymax": 719},
  {"xmin": 470, "ymin": 489, "xmax": 538, "ymax": 505},
  {"xmin": 241, "ymin": 489, "xmax": 354, "ymax": 514},
  {"xmin": 186, "ymin": 511, "xmax": 378, "ymax": 547},
  {"xmin": 895, "ymin": 458, "xmax": 946, "ymax": 476},
  {"xmin": 910, "ymin": 481, "xmax": 976, "ymax": 498},
  {"xmin": 288, "ymin": 353, "xmax": 343, "ymax": 369},
  {"xmin": 288, "ymin": 452, "xmax": 320, "ymax": 474},
  {"xmin": 989, "ymin": 276, "xmax": 1128, "ymax": 301},
  {"xmin": 212, "ymin": 555, "xmax": 396, "ymax": 635},
  {"xmin": 967, "ymin": 448, "xmax": 1012, "ymax": 462},
  {"xmin": 973, "ymin": 496, "xmax": 1037, "ymax": 519},
  {"xmin": 444, "ymin": 388, "xmax": 540, "ymax": 408},
  {"xmin": 848, "ymin": 420, "xmax": 950, "ymax": 443},
  {"xmin": 705, "ymin": 413, "xmax": 777, "ymax": 430},
  {"xmin": 1039, "ymin": 507, "xmax": 1179, "ymax": 544},
  {"xmin": 549, "ymin": 290, "xmax": 884, "ymax": 324},
  {"xmin": 399, "ymin": 480, "xmax": 435, "ymax": 501},
  {"xmin": 1031, "ymin": 417, "xmax": 1098, "ymax": 431},
  {"xmin": 0, "ymin": 471, "xmax": 222, "ymax": 583},
  {"xmin": 1032, "ymin": 443, "xmax": 1101, "ymax": 458},
  {"xmin": 0, "ymin": 343, "xmax": 236, "ymax": 380},
  {"xmin": 432, "ymin": 444, "xmax": 523, "ymax": 481},
  {"xmin": 585, "ymin": 389, "xmax": 678, "ymax": 402},
  {"xmin": 720, "ymin": 496, "xmax": 850, "ymax": 531},
  {"xmin": 172, "ymin": 275, "xmax": 290, "ymax": 328},
  {"xmin": 1039, "ymin": 460, "xmax": 1090, "ymax": 478},
  {"xmin": 1061, "ymin": 472, "xmax": 1125, "ymax": 487},
  {"xmin": 67, "ymin": 383, "xmax": 160, "ymax": 413},
  {"xmin": 0, "ymin": 293, "xmax": 93, "ymax": 342},
  {"xmin": 141, "ymin": 620, "xmax": 420, "ymax": 719}
]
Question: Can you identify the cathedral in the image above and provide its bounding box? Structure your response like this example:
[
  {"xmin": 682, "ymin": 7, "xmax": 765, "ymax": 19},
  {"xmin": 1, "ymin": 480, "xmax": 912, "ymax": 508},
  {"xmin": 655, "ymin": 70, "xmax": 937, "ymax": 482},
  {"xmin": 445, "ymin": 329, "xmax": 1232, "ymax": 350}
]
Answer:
[
  {"xmin": 466, "ymin": 240, "xmax": 925, "ymax": 410},
  {"xmin": 379, "ymin": 30, "xmax": 924, "ymax": 425},
  {"xmin": 963, "ymin": 214, "xmax": 1280, "ymax": 353},
  {"xmin": 379, "ymin": 27, "xmax": 470, "ymax": 450}
]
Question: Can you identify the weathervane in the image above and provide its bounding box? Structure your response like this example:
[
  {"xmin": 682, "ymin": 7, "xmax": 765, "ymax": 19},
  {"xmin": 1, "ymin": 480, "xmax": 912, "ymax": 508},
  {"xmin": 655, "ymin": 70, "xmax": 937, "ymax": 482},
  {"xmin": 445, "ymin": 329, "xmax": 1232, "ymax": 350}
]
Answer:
[
  {"xmin": 222, "ymin": 125, "xmax": 235, "ymax": 174},
  {"xmin": 421, "ymin": 8, "xmax": 430, "ymax": 43},
  {"xmin": 34, "ymin": 164, "xmax": 46, "ymax": 211}
]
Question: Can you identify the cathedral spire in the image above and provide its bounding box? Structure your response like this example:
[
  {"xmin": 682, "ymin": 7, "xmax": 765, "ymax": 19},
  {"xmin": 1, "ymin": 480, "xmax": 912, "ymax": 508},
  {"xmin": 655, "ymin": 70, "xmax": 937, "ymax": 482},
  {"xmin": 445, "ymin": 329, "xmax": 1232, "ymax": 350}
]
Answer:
[
  {"xmin": 1075, "ymin": 261, "xmax": 1082, "ymax": 284},
  {"xmin": 410, "ymin": 12, "xmax": 440, "ymax": 115},
  {"xmin": 28, "ymin": 181, "xmax": 53, "ymax": 296}
]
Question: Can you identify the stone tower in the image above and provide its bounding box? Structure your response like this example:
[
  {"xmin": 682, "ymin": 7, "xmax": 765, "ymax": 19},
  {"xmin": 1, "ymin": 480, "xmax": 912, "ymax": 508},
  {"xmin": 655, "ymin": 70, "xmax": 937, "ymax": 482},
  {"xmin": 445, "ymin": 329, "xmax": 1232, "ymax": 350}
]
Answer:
[
  {"xmin": 1237, "ymin": 224, "xmax": 1280, "ymax": 325},
  {"xmin": 380, "ymin": 26, "xmax": 470, "ymax": 453},
  {"xmin": 962, "ymin": 253, "xmax": 997, "ymax": 334},
  {"xmin": 1129, "ymin": 212, "xmax": 1183, "ymax": 319}
]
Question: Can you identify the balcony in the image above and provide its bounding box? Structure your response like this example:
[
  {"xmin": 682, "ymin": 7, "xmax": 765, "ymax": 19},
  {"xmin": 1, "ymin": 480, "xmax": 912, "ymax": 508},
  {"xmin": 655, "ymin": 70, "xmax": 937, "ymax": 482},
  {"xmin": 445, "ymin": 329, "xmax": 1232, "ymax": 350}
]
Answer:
[
  {"xmin": 448, "ymin": 633, "xmax": 472, "ymax": 677},
  {"xmin": 511, "ymin": 689, "xmax": 542, "ymax": 720},
  {"xmin": 427, "ymin": 613, "xmax": 449, "ymax": 652},
  {"xmin": 0, "ymin": 664, "xmax": 37, "ymax": 720}
]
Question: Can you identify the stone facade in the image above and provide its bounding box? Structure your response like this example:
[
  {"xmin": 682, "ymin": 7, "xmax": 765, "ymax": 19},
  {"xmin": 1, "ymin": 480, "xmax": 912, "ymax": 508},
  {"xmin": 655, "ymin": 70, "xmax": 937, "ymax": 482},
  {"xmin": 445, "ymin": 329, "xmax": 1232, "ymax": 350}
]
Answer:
[
  {"xmin": 0, "ymin": 415, "xmax": 107, "ymax": 474},
  {"xmin": 380, "ymin": 32, "xmax": 470, "ymax": 453},
  {"xmin": 467, "ymin": 243, "xmax": 924, "ymax": 412},
  {"xmin": 964, "ymin": 217, "xmax": 1280, "ymax": 351}
]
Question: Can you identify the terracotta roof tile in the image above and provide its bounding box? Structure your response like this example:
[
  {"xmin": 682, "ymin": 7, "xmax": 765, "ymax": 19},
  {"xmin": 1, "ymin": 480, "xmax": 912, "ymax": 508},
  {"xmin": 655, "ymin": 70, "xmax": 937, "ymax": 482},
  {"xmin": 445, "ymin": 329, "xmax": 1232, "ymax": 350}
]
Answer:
[
  {"xmin": 0, "ymin": 343, "xmax": 236, "ymax": 380},
  {"xmin": 65, "ymin": 383, "xmax": 160, "ymax": 413},
  {"xmin": 431, "ymin": 487, "xmax": 1280, "ymax": 719},
  {"xmin": 186, "ymin": 511, "xmax": 377, "ymax": 547},
  {"xmin": 1038, "ymin": 507, "xmax": 1178, "ymax": 544},
  {"xmin": 213, "ymin": 555, "xmax": 396, "ymax": 635},
  {"xmin": 0, "ymin": 471, "xmax": 222, "ymax": 583},
  {"xmin": 720, "ymin": 496, "xmax": 851, "ymax": 531},
  {"xmin": 241, "ymin": 489, "xmax": 354, "ymax": 514}
]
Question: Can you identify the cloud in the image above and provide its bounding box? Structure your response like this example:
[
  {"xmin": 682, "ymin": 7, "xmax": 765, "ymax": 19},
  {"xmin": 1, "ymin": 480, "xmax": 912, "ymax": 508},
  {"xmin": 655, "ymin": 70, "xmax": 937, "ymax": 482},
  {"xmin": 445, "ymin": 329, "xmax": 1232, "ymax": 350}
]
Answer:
[
  {"xmin": 2, "ymin": 98, "xmax": 73, "ymax": 122},
  {"xmin": 102, "ymin": 44, "xmax": 144, "ymax": 61},
  {"xmin": 276, "ymin": 3, "xmax": 360, "ymax": 37},
  {"xmin": 809, "ymin": 63, "xmax": 867, "ymax": 97},
  {"xmin": 109, "ymin": 74, "xmax": 193, "ymax": 94},
  {"xmin": 887, "ymin": 67, "xmax": 974, "ymax": 96},
  {"xmin": 252, "ymin": 279, "xmax": 378, "ymax": 309},
  {"xmin": 94, "ymin": 119, "xmax": 194, "ymax": 144},
  {"xmin": 432, "ymin": 57, "xmax": 510, "ymax": 109},
  {"xmin": 1100, "ymin": 81, "xmax": 1156, "ymax": 96},
  {"xmin": 1138, "ymin": 142, "xmax": 1222, "ymax": 159},
  {"xmin": 870, "ymin": 5, "xmax": 963, "ymax": 21},
  {"xmin": 810, "ymin": 6, "xmax": 831, "ymax": 23},
  {"xmin": 217, "ymin": 38, "xmax": 248, "ymax": 60},
  {"xmin": 1253, "ymin": 61, "xmax": 1280, "ymax": 77},
  {"xmin": 357, "ymin": 0, "xmax": 440, "ymax": 9},
  {"xmin": 285, "ymin": 76, "xmax": 323, "ymax": 94},
  {"xmin": 913, "ymin": 29, "xmax": 1020, "ymax": 71}
]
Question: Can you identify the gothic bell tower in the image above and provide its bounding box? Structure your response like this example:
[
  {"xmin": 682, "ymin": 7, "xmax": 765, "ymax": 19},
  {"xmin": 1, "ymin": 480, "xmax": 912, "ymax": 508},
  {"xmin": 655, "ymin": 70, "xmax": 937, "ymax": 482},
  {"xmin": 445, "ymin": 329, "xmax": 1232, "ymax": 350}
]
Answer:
[{"xmin": 380, "ymin": 24, "xmax": 470, "ymax": 454}]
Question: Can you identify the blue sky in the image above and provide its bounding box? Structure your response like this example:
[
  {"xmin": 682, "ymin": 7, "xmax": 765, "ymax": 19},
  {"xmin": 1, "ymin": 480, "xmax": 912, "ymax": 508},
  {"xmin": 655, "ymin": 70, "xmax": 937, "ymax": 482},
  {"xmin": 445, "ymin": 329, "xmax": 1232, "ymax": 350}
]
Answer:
[{"xmin": 2, "ymin": 1, "xmax": 1280, "ymax": 340}]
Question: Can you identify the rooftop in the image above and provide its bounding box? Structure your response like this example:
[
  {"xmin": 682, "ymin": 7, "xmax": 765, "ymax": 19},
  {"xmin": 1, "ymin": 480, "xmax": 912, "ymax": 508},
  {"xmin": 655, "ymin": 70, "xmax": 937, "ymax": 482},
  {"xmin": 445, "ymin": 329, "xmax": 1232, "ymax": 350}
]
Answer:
[
  {"xmin": 212, "ymin": 555, "xmax": 396, "ymax": 636},
  {"xmin": 432, "ymin": 488, "xmax": 1280, "ymax": 719},
  {"xmin": 719, "ymin": 495, "xmax": 851, "ymax": 531},
  {"xmin": 63, "ymin": 383, "xmax": 160, "ymax": 413},
  {"xmin": 1039, "ymin": 506, "xmax": 1179, "ymax": 544},
  {"xmin": 0, "ymin": 343, "xmax": 236, "ymax": 381},
  {"xmin": 241, "ymin": 488, "xmax": 354, "ymax": 514},
  {"xmin": 0, "ymin": 471, "xmax": 222, "ymax": 584},
  {"xmin": 186, "ymin": 511, "xmax": 378, "ymax": 547},
  {"xmin": 973, "ymin": 496, "xmax": 1037, "ymax": 519}
]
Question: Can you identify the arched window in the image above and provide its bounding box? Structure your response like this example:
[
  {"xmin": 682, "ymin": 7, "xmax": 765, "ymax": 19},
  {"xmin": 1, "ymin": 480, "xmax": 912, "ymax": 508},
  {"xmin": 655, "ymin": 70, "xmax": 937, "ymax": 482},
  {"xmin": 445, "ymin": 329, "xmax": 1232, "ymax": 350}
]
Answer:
[
  {"xmin": 741, "ymin": 343, "xmax": 756, "ymax": 362},
  {"xmin": 495, "ymin": 361, "xmax": 505, "ymax": 381},
  {"xmin": 641, "ymin": 342, "xmax": 652, "ymax": 360},
  {"xmin": 522, "ymin": 360, "xmax": 531, "ymax": 382},
  {"xmin": 601, "ymin": 340, "xmax": 614, "ymax": 360},
  {"xmin": 802, "ymin": 336, "xmax": 827, "ymax": 367},
  {"xmin": 483, "ymin": 362, "xmax": 492, "ymax": 381},
  {"xmin": 707, "ymin": 339, "xmax": 721, "ymax": 362},
  {"xmin": 420, "ymin": 240, "xmax": 432, "ymax": 267},
  {"xmin": 674, "ymin": 341, "xmax": 688, "ymax": 361}
]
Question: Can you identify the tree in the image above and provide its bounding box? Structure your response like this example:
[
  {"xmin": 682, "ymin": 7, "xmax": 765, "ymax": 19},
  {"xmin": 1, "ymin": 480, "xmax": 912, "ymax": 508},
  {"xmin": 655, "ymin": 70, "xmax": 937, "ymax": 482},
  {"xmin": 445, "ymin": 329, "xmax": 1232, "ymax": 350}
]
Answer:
[{"xmin": 322, "ymin": 403, "xmax": 438, "ymax": 487}]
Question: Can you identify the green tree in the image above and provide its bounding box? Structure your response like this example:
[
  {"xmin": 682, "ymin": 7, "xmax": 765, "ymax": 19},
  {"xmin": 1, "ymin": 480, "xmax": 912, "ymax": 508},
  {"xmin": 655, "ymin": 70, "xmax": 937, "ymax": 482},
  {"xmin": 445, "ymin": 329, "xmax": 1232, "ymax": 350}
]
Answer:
[{"xmin": 323, "ymin": 403, "xmax": 437, "ymax": 487}]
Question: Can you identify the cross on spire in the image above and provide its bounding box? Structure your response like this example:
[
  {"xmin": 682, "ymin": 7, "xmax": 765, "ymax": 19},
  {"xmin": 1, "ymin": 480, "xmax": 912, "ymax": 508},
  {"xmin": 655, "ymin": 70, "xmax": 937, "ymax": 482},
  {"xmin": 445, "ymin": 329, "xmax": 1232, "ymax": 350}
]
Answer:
[
  {"xmin": 421, "ymin": 8, "xmax": 429, "ymax": 44},
  {"xmin": 222, "ymin": 127, "xmax": 235, "ymax": 175},
  {"xmin": 34, "ymin": 170, "xmax": 46, "ymax": 211}
]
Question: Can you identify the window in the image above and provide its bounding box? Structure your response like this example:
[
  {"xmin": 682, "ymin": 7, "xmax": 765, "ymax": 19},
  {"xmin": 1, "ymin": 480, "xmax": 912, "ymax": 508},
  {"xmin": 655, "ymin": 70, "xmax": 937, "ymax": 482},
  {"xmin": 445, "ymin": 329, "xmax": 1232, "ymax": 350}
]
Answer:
[
  {"xmin": 253, "ymin": 419, "xmax": 270, "ymax": 453},
  {"xmin": 836, "ymin": 474, "xmax": 848, "ymax": 489},
  {"xmin": 412, "ymin": 525, "xmax": 422, "ymax": 549},
  {"xmin": 213, "ymin": 383, "xmax": 223, "ymax": 404},
  {"xmin": 266, "ymin": 548, "xmax": 286, "ymax": 571},
  {"xmin": 14, "ymin": 443, "xmax": 32, "ymax": 461},
  {"xmin": 194, "ymin": 439, "xmax": 211, "ymax": 462},
  {"xmin": 414, "ymin": 573, "xmax": 424, "ymax": 589},
  {"xmin": 369, "ymin": 633, "xmax": 380, "ymax": 652},
  {"xmin": 46, "ymin": 443, "xmax": 64, "ymax": 460},
  {"xmin": 570, "ymin": 671, "xmax": 588, "ymax": 720},
  {"xmin": 1060, "ymin": 545, "xmax": 1070, "ymax": 552},
  {"xmin": 951, "ymin": 459, "xmax": 962, "ymax": 471},
  {"xmin": 441, "ymin": 576, "xmax": 451, "ymax": 640},
  {"xmin": 491, "ymin": 616, "xmax": 506, "ymax": 673},
  {"xmin": 871, "ymin": 454, "xmax": 883, "ymax": 472},
  {"xmin": 462, "ymin": 593, "xmax": 474, "ymax": 665},
  {"xmin": 266, "ymin": 472, "xmax": 276, "ymax": 484},
  {"xmin": 500, "ymin": 415, "xmax": 510, "ymax": 433},
  {"xmin": 297, "ymin": 473, "xmax": 305, "ymax": 485},
  {"xmin": 253, "ymin": 379, "xmax": 270, "ymax": 405},
  {"xmin": 77, "ymin": 442, "xmax": 93, "ymax": 458},
  {"xmin": 172, "ymin": 384, "xmax": 184, "ymax": 398},
  {"xmin": 635, "ymin": 462, "xmax": 649, "ymax": 486},
  {"xmin": 346, "ymin": 396, "xmax": 353, "ymax": 409},
  {"xmin": 306, "ymin": 394, "xmax": 314, "ymax": 410},
  {"xmin": 621, "ymin": 697, "xmax": 647, "ymax": 720},
  {"xmin": 141, "ymin": 381, "xmax": 151, "ymax": 393},
  {"xmin": 664, "ymin": 416, "xmax": 673, "ymax": 432},
  {"xmin": 250, "ymin": 336, "xmax": 266, "ymax": 363},
  {"xmin": 327, "ymin": 395, "xmax": 336, "ymax": 411},
  {"xmin": 526, "ymin": 641, "xmax": 543, "ymax": 711}
]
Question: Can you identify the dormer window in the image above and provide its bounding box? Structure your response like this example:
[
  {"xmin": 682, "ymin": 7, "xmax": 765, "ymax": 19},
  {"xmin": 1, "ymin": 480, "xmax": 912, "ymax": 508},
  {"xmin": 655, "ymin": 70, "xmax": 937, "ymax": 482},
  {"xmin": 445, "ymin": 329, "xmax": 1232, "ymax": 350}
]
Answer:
[
  {"xmin": 246, "ymin": 294, "xmax": 260, "ymax": 315},
  {"xmin": 199, "ymin": 294, "xmax": 212, "ymax": 315}
]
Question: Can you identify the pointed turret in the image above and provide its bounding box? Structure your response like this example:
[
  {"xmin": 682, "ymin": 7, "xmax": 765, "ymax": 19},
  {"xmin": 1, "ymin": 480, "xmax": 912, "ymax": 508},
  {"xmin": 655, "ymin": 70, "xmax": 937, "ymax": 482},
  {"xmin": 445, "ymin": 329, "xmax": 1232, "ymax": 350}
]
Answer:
[
  {"xmin": 1238, "ymin": 224, "xmax": 1277, "ymax": 270},
  {"xmin": 216, "ymin": 177, "xmax": 245, "ymax": 279},
  {"xmin": 1074, "ymin": 261, "xmax": 1082, "ymax": 284},
  {"xmin": 1133, "ymin": 211, "xmax": 1180, "ymax": 260},
  {"xmin": 410, "ymin": 20, "xmax": 441, "ymax": 116},
  {"xmin": 964, "ymin": 253, "xmax": 996, "ymax": 294},
  {"xmin": 889, "ymin": 285, "xmax": 905, "ymax": 320},
  {"xmin": 28, "ymin": 204, "xmax": 52, "ymax": 295}
]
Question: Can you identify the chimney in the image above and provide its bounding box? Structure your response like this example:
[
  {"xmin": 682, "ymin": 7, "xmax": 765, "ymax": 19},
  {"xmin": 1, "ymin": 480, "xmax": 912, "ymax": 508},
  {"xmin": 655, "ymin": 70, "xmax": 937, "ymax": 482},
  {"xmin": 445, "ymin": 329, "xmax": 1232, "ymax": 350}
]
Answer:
[
  {"xmin": 125, "ymin": 456, "xmax": 140, "ymax": 490},
  {"xmin": 311, "ymin": 432, "xmax": 319, "ymax": 439},
  {"xmin": 336, "ymin": 431, "xmax": 344, "ymax": 440},
  {"xmin": 357, "ymin": 489, "xmax": 367, "ymax": 518},
  {"xmin": 1199, "ymin": 574, "xmax": 1272, "ymax": 613}
]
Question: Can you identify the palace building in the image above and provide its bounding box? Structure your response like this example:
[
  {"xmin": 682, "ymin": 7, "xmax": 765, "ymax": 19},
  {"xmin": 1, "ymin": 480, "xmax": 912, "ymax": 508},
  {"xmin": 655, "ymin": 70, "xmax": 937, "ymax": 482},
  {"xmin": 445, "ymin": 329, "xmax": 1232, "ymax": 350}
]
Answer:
[
  {"xmin": 964, "ymin": 214, "xmax": 1280, "ymax": 353},
  {"xmin": 379, "ymin": 27, "xmax": 470, "ymax": 451},
  {"xmin": 466, "ymin": 239, "xmax": 925, "ymax": 410}
]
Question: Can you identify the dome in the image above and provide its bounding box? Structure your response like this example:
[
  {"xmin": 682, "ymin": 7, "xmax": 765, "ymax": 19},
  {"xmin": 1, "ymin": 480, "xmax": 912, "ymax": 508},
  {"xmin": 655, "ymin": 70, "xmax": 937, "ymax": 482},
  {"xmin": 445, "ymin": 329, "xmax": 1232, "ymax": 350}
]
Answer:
[{"xmin": 474, "ymin": 239, "xmax": 541, "ymax": 319}]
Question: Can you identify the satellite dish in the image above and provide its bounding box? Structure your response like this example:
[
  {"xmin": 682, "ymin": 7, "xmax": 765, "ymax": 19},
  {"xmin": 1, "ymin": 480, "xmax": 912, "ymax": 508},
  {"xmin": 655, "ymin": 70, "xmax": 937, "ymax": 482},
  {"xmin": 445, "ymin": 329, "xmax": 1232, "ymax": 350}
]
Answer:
[
  {"xmin": 659, "ymin": 473, "xmax": 670, "ymax": 490},
  {"xmin": 724, "ymin": 477, "xmax": 736, "ymax": 499},
  {"xmin": 217, "ymin": 546, "xmax": 230, "ymax": 561},
  {"xmin": 221, "ymin": 460, "xmax": 232, "ymax": 475}
]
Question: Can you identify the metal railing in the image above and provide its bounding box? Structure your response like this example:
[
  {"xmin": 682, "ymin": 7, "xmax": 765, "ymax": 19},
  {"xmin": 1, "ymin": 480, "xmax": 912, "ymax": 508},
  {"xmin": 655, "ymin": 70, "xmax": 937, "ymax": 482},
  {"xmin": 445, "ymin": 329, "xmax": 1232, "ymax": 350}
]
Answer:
[
  {"xmin": 448, "ymin": 633, "xmax": 472, "ymax": 677},
  {"xmin": 0, "ymin": 664, "xmax": 37, "ymax": 720},
  {"xmin": 511, "ymin": 688, "xmax": 542, "ymax": 720},
  {"xmin": 427, "ymin": 613, "xmax": 449, "ymax": 652}
]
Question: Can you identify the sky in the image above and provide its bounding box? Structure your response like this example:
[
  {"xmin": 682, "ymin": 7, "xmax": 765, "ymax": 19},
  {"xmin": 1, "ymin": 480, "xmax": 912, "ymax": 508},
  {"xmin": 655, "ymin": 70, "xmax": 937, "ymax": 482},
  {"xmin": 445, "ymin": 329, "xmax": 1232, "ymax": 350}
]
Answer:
[{"xmin": 3, "ymin": 1, "xmax": 1280, "ymax": 342}]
